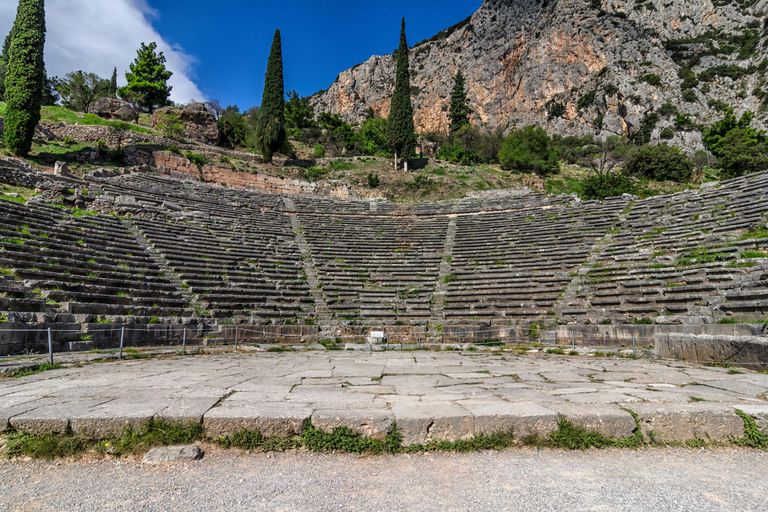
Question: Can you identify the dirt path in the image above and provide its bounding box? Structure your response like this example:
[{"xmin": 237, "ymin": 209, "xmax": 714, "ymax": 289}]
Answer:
[{"xmin": 2, "ymin": 447, "xmax": 767, "ymax": 511}]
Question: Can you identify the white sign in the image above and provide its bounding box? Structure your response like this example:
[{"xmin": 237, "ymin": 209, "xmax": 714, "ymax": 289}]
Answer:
[{"xmin": 371, "ymin": 331, "xmax": 385, "ymax": 338}]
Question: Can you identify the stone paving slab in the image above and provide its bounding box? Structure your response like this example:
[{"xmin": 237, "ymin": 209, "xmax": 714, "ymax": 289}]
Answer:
[{"xmin": 1, "ymin": 351, "xmax": 767, "ymax": 445}]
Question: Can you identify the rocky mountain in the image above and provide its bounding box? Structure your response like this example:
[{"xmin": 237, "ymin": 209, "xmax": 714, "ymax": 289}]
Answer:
[{"xmin": 310, "ymin": 0, "xmax": 768, "ymax": 152}]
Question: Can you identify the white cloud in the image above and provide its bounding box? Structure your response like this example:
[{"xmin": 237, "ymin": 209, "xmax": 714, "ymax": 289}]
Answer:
[{"xmin": 0, "ymin": 0, "xmax": 204, "ymax": 104}]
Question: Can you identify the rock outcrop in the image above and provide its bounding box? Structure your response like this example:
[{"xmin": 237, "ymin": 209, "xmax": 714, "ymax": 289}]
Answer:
[
  {"xmin": 311, "ymin": 0, "xmax": 768, "ymax": 151},
  {"xmin": 151, "ymin": 103, "xmax": 220, "ymax": 145},
  {"xmin": 87, "ymin": 97, "xmax": 140, "ymax": 123}
]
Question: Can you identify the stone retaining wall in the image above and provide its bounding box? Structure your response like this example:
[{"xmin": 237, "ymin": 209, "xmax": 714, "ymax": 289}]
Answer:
[{"xmin": 126, "ymin": 149, "xmax": 382, "ymax": 199}]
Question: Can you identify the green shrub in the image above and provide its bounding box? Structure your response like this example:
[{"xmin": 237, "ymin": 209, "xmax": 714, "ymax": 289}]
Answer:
[
  {"xmin": 625, "ymin": 144, "xmax": 694, "ymax": 182},
  {"xmin": 155, "ymin": 111, "xmax": 185, "ymax": 139},
  {"xmin": 630, "ymin": 113, "xmax": 658, "ymax": 145},
  {"xmin": 547, "ymin": 101, "xmax": 566, "ymax": 119},
  {"xmin": 581, "ymin": 171, "xmax": 636, "ymax": 200},
  {"xmin": 660, "ymin": 127, "xmax": 674, "ymax": 140},
  {"xmin": 640, "ymin": 74, "xmax": 662, "ymax": 87},
  {"xmin": 658, "ymin": 103, "xmax": 679, "ymax": 117},
  {"xmin": 366, "ymin": 173, "xmax": 380, "ymax": 188},
  {"xmin": 185, "ymin": 152, "xmax": 209, "ymax": 167},
  {"xmin": 434, "ymin": 143, "xmax": 477, "ymax": 165},
  {"xmin": 577, "ymin": 90, "xmax": 597, "ymax": 111},
  {"xmin": 312, "ymin": 144, "xmax": 325, "ymax": 158},
  {"xmin": 498, "ymin": 126, "xmax": 560, "ymax": 176},
  {"xmin": 682, "ymin": 90, "xmax": 698, "ymax": 102}
]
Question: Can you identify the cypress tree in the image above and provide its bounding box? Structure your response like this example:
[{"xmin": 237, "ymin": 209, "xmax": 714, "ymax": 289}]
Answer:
[
  {"xmin": 4, "ymin": 0, "xmax": 46, "ymax": 156},
  {"xmin": 254, "ymin": 29, "xmax": 291, "ymax": 163},
  {"xmin": 386, "ymin": 18, "xmax": 417, "ymax": 171},
  {"xmin": 109, "ymin": 67, "xmax": 118, "ymax": 98},
  {"xmin": 448, "ymin": 70, "xmax": 471, "ymax": 133}
]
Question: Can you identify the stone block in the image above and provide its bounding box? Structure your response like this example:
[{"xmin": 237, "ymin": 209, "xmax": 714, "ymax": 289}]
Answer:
[
  {"xmin": 631, "ymin": 403, "xmax": 744, "ymax": 442},
  {"xmin": 142, "ymin": 445, "xmax": 204, "ymax": 464},
  {"xmin": 467, "ymin": 402, "xmax": 558, "ymax": 438},
  {"xmin": 69, "ymin": 399, "xmax": 170, "ymax": 438},
  {"xmin": 203, "ymin": 403, "xmax": 313, "ymax": 438},
  {"xmin": 10, "ymin": 398, "xmax": 111, "ymax": 435},
  {"xmin": 548, "ymin": 404, "xmax": 637, "ymax": 439},
  {"xmin": 311, "ymin": 409, "xmax": 394, "ymax": 441},
  {"xmin": 391, "ymin": 402, "xmax": 473, "ymax": 446}
]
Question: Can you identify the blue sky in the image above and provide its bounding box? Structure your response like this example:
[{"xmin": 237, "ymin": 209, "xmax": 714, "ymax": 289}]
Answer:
[
  {"xmin": 1, "ymin": 0, "xmax": 481, "ymax": 109},
  {"xmin": 146, "ymin": 0, "xmax": 482, "ymax": 108}
]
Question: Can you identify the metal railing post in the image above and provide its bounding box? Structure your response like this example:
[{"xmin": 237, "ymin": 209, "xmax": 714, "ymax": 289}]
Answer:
[
  {"xmin": 47, "ymin": 327, "xmax": 53, "ymax": 365},
  {"xmin": 571, "ymin": 330, "xmax": 575, "ymax": 350},
  {"xmin": 182, "ymin": 327, "xmax": 187, "ymax": 355},
  {"xmin": 119, "ymin": 326, "xmax": 125, "ymax": 360},
  {"xmin": 633, "ymin": 334, "xmax": 636, "ymax": 358},
  {"xmin": 235, "ymin": 326, "xmax": 239, "ymax": 350}
]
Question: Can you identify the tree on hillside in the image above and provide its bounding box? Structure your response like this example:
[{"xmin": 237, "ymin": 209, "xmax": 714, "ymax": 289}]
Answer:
[
  {"xmin": 218, "ymin": 105, "xmax": 249, "ymax": 148},
  {"xmin": 386, "ymin": 18, "xmax": 417, "ymax": 171},
  {"xmin": 4, "ymin": 0, "xmax": 46, "ymax": 156},
  {"xmin": 109, "ymin": 67, "xmax": 118, "ymax": 98},
  {"xmin": 40, "ymin": 70, "xmax": 58, "ymax": 106},
  {"xmin": 448, "ymin": 70, "xmax": 471, "ymax": 133},
  {"xmin": 118, "ymin": 42, "xmax": 173, "ymax": 113},
  {"xmin": 56, "ymin": 71, "xmax": 109, "ymax": 112},
  {"xmin": 285, "ymin": 90, "xmax": 315, "ymax": 130},
  {"xmin": 253, "ymin": 29, "xmax": 294, "ymax": 163},
  {"xmin": 703, "ymin": 109, "xmax": 768, "ymax": 178},
  {"xmin": 498, "ymin": 126, "xmax": 560, "ymax": 175}
]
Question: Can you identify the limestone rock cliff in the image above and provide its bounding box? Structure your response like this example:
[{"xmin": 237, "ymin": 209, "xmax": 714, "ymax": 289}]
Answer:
[{"xmin": 311, "ymin": 0, "xmax": 768, "ymax": 151}]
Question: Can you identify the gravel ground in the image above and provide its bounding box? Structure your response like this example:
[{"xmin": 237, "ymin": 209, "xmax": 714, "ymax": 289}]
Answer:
[{"xmin": 2, "ymin": 447, "xmax": 767, "ymax": 511}]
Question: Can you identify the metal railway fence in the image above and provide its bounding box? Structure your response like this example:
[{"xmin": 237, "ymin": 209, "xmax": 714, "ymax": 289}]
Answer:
[{"xmin": 0, "ymin": 324, "xmax": 766, "ymax": 368}]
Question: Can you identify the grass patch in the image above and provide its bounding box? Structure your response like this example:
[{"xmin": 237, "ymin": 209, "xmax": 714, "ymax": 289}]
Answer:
[
  {"xmin": 318, "ymin": 339, "xmax": 340, "ymax": 350},
  {"xmin": 301, "ymin": 419, "xmax": 401, "ymax": 455},
  {"xmin": 522, "ymin": 414, "xmax": 644, "ymax": 450},
  {"xmin": 11, "ymin": 362, "xmax": 63, "ymax": 378},
  {"xmin": 5, "ymin": 419, "xmax": 204, "ymax": 459},
  {"xmin": 38, "ymin": 106, "xmax": 152, "ymax": 134},
  {"xmin": 267, "ymin": 346, "xmax": 295, "ymax": 353},
  {"xmin": 215, "ymin": 428, "xmax": 299, "ymax": 452},
  {"xmin": 740, "ymin": 228, "xmax": 768, "ymax": 240}
]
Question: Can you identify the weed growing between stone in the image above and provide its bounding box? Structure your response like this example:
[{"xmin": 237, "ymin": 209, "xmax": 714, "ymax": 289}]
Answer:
[
  {"xmin": 95, "ymin": 419, "xmax": 205, "ymax": 456},
  {"xmin": 5, "ymin": 410, "xmax": 768, "ymax": 459},
  {"xmin": 520, "ymin": 416, "xmax": 644, "ymax": 450},
  {"xmin": 5, "ymin": 427, "xmax": 90, "ymax": 459},
  {"xmin": 216, "ymin": 428, "xmax": 300, "ymax": 452},
  {"xmin": 10, "ymin": 363, "xmax": 63, "ymax": 378},
  {"xmin": 301, "ymin": 419, "xmax": 402, "ymax": 455},
  {"xmin": 733, "ymin": 410, "xmax": 768, "ymax": 449},
  {"xmin": 4, "ymin": 419, "xmax": 204, "ymax": 459}
]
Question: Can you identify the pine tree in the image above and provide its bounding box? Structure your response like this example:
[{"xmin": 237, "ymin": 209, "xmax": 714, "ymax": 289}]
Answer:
[
  {"xmin": 254, "ymin": 29, "xmax": 292, "ymax": 163},
  {"xmin": 449, "ymin": 70, "xmax": 471, "ymax": 133},
  {"xmin": 4, "ymin": 0, "xmax": 46, "ymax": 156},
  {"xmin": 118, "ymin": 42, "xmax": 172, "ymax": 113},
  {"xmin": 109, "ymin": 67, "xmax": 118, "ymax": 98},
  {"xmin": 386, "ymin": 18, "xmax": 417, "ymax": 170}
]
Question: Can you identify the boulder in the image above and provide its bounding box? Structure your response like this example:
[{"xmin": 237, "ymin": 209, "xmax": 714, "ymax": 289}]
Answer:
[
  {"xmin": 87, "ymin": 97, "xmax": 140, "ymax": 123},
  {"xmin": 151, "ymin": 103, "xmax": 220, "ymax": 145},
  {"xmin": 142, "ymin": 445, "xmax": 204, "ymax": 464}
]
